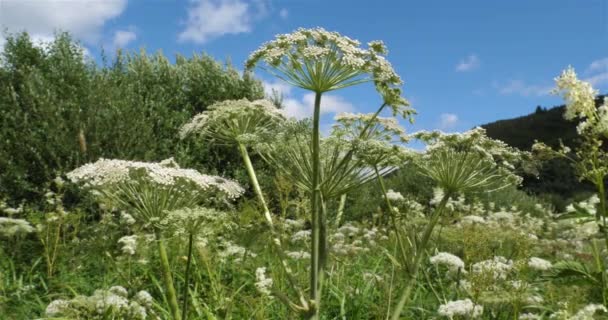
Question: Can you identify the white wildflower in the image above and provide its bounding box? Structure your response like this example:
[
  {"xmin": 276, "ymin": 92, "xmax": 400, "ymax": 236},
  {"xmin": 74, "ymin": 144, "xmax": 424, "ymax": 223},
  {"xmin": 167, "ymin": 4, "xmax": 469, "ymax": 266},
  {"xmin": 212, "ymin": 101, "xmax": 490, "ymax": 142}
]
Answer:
[
  {"xmin": 286, "ymin": 251, "xmax": 310, "ymax": 260},
  {"xmin": 134, "ymin": 290, "xmax": 153, "ymax": 307},
  {"xmin": 67, "ymin": 158, "xmax": 244, "ymax": 200},
  {"xmin": 291, "ymin": 230, "xmax": 311, "ymax": 242},
  {"xmin": 438, "ymin": 299, "xmax": 483, "ymax": 318},
  {"xmin": 255, "ymin": 267, "xmax": 273, "ymax": 297},
  {"xmin": 45, "ymin": 299, "xmax": 70, "ymax": 316},
  {"xmin": 520, "ymin": 313, "xmax": 541, "ymax": 320},
  {"xmin": 528, "ymin": 257, "xmax": 552, "ymax": 271},
  {"xmin": 118, "ymin": 235, "xmax": 138, "ymax": 256},
  {"xmin": 0, "ymin": 217, "xmax": 35, "ymax": 237},
  {"xmin": 429, "ymin": 252, "xmax": 466, "ymax": 273},
  {"xmin": 472, "ymin": 256, "xmax": 512, "ymax": 280},
  {"xmin": 119, "ymin": 212, "xmax": 136, "ymax": 225},
  {"xmin": 385, "ymin": 189, "xmax": 405, "ymax": 201}
]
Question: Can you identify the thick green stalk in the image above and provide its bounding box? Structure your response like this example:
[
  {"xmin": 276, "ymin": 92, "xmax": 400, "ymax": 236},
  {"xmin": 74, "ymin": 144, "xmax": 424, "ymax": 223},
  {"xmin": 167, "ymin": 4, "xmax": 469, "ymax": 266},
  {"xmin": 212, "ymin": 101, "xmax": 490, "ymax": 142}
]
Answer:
[
  {"xmin": 335, "ymin": 193, "xmax": 347, "ymax": 226},
  {"xmin": 157, "ymin": 233, "xmax": 182, "ymax": 320},
  {"xmin": 310, "ymin": 91, "xmax": 323, "ymax": 318},
  {"xmin": 390, "ymin": 194, "xmax": 450, "ymax": 320},
  {"xmin": 181, "ymin": 233, "xmax": 194, "ymax": 320},
  {"xmin": 238, "ymin": 143, "xmax": 273, "ymax": 227},
  {"xmin": 238, "ymin": 142, "xmax": 308, "ymax": 311}
]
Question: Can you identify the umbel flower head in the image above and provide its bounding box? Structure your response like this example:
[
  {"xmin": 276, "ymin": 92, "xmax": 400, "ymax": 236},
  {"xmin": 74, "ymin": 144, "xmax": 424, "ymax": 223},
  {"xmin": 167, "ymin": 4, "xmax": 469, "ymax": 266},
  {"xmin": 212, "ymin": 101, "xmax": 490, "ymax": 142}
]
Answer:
[
  {"xmin": 67, "ymin": 158, "xmax": 243, "ymax": 225},
  {"xmin": 245, "ymin": 27, "xmax": 411, "ymax": 118},
  {"xmin": 180, "ymin": 99, "xmax": 285, "ymax": 145}
]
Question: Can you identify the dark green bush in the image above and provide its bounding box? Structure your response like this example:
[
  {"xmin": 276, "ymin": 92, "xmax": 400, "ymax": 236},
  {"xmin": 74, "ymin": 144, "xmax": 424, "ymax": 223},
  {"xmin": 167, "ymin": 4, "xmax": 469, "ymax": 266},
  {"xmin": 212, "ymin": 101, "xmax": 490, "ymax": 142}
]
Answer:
[{"xmin": 0, "ymin": 32, "xmax": 264, "ymax": 205}]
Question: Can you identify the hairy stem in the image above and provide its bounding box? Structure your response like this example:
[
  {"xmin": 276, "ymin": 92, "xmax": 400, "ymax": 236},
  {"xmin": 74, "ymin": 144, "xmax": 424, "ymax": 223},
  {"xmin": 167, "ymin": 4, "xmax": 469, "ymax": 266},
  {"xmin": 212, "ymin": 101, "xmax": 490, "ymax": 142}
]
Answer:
[
  {"xmin": 157, "ymin": 233, "xmax": 181, "ymax": 320},
  {"xmin": 238, "ymin": 142, "xmax": 273, "ymax": 227},
  {"xmin": 237, "ymin": 143, "xmax": 308, "ymax": 311},
  {"xmin": 181, "ymin": 233, "xmax": 194, "ymax": 320},
  {"xmin": 335, "ymin": 193, "xmax": 347, "ymax": 226},
  {"xmin": 310, "ymin": 91, "xmax": 323, "ymax": 318}
]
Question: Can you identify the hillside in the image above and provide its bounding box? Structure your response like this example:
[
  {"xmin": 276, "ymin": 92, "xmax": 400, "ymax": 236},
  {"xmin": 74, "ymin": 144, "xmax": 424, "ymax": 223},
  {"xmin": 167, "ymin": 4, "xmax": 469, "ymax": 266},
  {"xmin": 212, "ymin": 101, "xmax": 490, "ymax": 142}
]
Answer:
[{"xmin": 481, "ymin": 97, "xmax": 607, "ymax": 202}]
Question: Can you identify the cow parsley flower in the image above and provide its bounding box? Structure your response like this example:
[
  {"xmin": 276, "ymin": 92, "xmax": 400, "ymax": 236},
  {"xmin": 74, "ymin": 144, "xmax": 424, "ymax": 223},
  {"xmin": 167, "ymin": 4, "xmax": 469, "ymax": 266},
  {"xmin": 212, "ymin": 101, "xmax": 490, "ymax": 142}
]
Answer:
[
  {"xmin": 437, "ymin": 299, "xmax": 483, "ymax": 318},
  {"xmin": 430, "ymin": 252, "xmax": 466, "ymax": 273}
]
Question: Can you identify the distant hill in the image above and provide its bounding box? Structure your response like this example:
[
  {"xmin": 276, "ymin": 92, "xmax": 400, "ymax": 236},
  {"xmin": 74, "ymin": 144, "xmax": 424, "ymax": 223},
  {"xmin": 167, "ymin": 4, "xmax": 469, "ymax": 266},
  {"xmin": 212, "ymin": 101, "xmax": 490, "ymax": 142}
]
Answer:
[
  {"xmin": 480, "ymin": 97, "xmax": 607, "ymax": 203},
  {"xmin": 482, "ymin": 105, "xmax": 578, "ymax": 150}
]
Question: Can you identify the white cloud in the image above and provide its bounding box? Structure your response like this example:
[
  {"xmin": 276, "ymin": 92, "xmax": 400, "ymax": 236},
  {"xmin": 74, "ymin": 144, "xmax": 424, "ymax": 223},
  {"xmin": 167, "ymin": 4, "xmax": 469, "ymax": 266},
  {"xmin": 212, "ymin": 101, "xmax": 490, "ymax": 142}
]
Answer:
[
  {"xmin": 496, "ymin": 80, "xmax": 552, "ymax": 97},
  {"xmin": 455, "ymin": 54, "xmax": 480, "ymax": 72},
  {"xmin": 262, "ymin": 80, "xmax": 293, "ymax": 97},
  {"xmin": 113, "ymin": 29, "xmax": 137, "ymax": 48},
  {"xmin": 178, "ymin": 0, "xmax": 255, "ymax": 44},
  {"xmin": 283, "ymin": 93, "xmax": 355, "ymax": 120},
  {"xmin": 584, "ymin": 57, "xmax": 608, "ymax": 87},
  {"xmin": 439, "ymin": 113, "xmax": 459, "ymax": 130},
  {"xmin": 587, "ymin": 58, "xmax": 608, "ymax": 73},
  {"xmin": 0, "ymin": 0, "xmax": 127, "ymax": 42},
  {"xmin": 279, "ymin": 8, "xmax": 289, "ymax": 19}
]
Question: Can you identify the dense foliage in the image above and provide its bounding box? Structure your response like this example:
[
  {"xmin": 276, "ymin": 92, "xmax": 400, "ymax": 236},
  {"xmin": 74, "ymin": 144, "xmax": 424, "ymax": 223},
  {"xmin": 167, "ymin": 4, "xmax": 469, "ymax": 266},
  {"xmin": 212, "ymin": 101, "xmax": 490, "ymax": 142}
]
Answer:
[{"xmin": 0, "ymin": 32, "xmax": 264, "ymax": 205}]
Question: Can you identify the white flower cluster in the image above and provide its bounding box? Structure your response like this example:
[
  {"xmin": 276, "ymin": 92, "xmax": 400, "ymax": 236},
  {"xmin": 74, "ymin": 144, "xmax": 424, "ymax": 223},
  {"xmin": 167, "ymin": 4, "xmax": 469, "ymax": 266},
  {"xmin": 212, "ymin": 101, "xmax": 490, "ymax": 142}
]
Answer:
[
  {"xmin": 286, "ymin": 250, "xmax": 310, "ymax": 260},
  {"xmin": 527, "ymin": 257, "xmax": 552, "ymax": 271},
  {"xmin": 67, "ymin": 158, "xmax": 244, "ymax": 200},
  {"xmin": 565, "ymin": 194, "xmax": 600, "ymax": 217},
  {"xmin": 255, "ymin": 267, "xmax": 273, "ymax": 297},
  {"xmin": 437, "ymin": 299, "xmax": 483, "ymax": 318},
  {"xmin": 218, "ymin": 240, "xmax": 257, "ymax": 262},
  {"xmin": 385, "ymin": 189, "xmax": 405, "ymax": 202},
  {"xmin": 0, "ymin": 217, "xmax": 34, "ymax": 237},
  {"xmin": 179, "ymin": 99, "xmax": 285, "ymax": 144},
  {"xmin": 331, "ymin": 224, "xmax": 385, "ymax": 256},
  {"xmin": 472, "ymin": 256, "xmax": 513, "ymax": 280},
  {"xmin": 118, "ymin": 235, "xmax": 138, "ymax": 256},
  {"xmin": 554, "ymin": 67, "xmax": 608, "ymax": 136},
  {"xmin": 412, "ymin": 127, "xmax": 536, "ymax": 184},
  {"xmin": 245, "ymin": 28, "xmax": 410, "ymax": 114},
  {"xmin": 334, "ymin": 112, "xmax": 409, "ymax": 142},
  {"xmin": 45, "ymin": 286, "xmax": 156, "ymax": 320},
  {"xmin": 430, "ymin": 252, "xmax": 466, "ymax": 273},
  {"xmin": 550, "ymin": 303, "xmax": 607, "ymax": 320}
]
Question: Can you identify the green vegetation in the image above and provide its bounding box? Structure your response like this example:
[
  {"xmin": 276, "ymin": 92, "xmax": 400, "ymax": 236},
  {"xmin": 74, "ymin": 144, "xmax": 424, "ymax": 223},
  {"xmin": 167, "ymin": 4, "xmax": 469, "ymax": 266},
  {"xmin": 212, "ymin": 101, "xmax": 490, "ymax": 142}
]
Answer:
[{"xmin": 2, "ymin": 29, "xmax": 608, "ymax": 320}]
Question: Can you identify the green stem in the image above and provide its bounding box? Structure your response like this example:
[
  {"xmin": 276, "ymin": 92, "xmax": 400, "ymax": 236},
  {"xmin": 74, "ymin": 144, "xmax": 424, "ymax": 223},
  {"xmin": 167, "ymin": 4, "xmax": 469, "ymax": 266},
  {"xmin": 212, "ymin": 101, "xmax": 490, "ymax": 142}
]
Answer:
[
  {"xmin": 238, "ymin": 142, "xmax": 273, "ymax": 227},
  {"xmin": 390, "ymin": 194, "xmax": 451, "ymax": 320},
  {"xmin": 335, "ymin": 193, "xmax": 347, "ymax": 226},
  {"xmin": 157, "ymin": 233, "xmax": 182, "ymax": 320},
  {"xmin": 310, "ymin": 91, "xmax": 322, "ymax": 318},
  {"xmin": 182, "ymin": 233, "xmax": 194, "ymax": 320},
  {"xmin": 238, "ymin": 143, "xmax": 308, "ymax": 311}
]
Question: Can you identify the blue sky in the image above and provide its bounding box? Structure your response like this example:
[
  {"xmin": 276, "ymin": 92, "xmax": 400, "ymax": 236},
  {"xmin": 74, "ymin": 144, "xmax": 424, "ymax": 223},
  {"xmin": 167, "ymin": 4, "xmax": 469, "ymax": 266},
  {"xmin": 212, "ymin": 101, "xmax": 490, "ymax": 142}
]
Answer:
[{"xmin": 1, "ymin": 0, "xmax": 607, "ymax": 134}]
